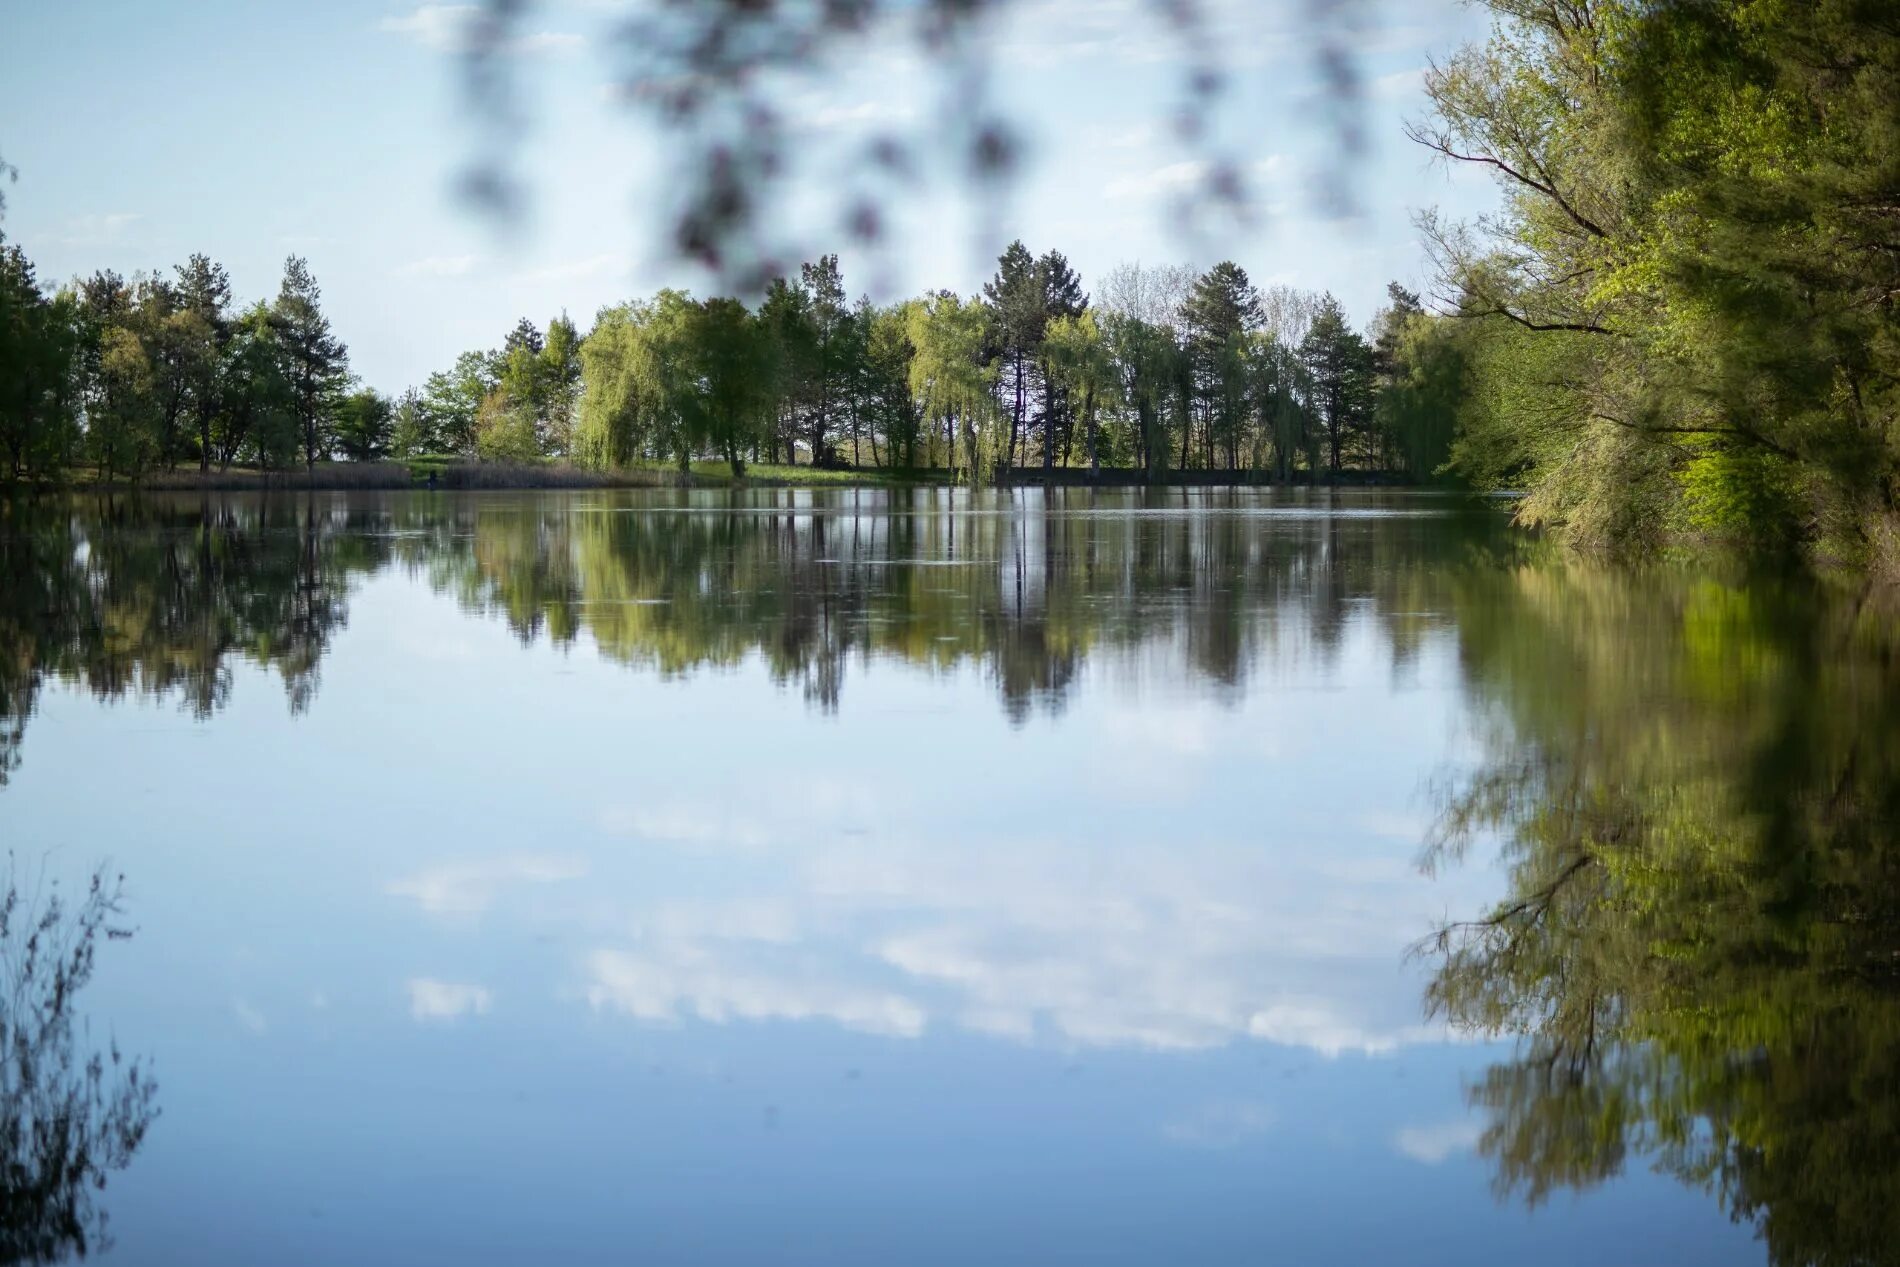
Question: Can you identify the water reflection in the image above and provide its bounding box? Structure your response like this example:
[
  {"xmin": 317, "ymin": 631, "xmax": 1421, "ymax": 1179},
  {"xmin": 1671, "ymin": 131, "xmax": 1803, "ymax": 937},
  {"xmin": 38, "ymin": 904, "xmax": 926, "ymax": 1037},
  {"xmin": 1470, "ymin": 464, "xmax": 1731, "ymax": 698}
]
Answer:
[
  {"xmin": 407, "ymin": 487, "xmax": 1510, "ymax": 717},
  {"xmin": 1421, "ymin": 564, "xmax": 1900, "ymax": 1266},
  {"xmin": 0, "ymin": 495, "xmax": 360, "ymax": 785},
  {"xmin": 5, "ymin": 490, "xmax": 1895, "ymax": 1263},
  {"xmin": 0, "ymin": 487, "xmax": 1508, "ymax": 778},
  {"xmin": 0, "ymin": 864, "xmax": 157, "ymax": 1264}
]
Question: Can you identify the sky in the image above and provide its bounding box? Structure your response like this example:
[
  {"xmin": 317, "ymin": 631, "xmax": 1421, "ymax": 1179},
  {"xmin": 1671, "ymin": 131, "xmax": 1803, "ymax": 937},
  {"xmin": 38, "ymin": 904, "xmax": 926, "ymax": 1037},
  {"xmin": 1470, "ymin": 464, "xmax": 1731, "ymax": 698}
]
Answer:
[{"xmin": 0, "ymin": 0, "xmax": 1501, "ymax": 394}]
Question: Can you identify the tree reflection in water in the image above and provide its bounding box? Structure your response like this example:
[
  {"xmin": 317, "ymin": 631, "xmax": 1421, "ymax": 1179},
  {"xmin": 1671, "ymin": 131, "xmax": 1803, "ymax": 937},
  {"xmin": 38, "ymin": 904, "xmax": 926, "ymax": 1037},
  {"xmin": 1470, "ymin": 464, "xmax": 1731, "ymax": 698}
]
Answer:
[
  {"xmin": 0, "ymin": 487, "xmax": 1509, "ymax": 776},
  {"xmin": 15, "ymin": 490, "xmax": 1899, "ymax": 1259},
  {"xmin": 0, "ymin": 862, "xmax": 157, "ymax": 1264},
  {"xmin": 1420, "ymin": 565, "xmax": 1900, "ymax": 1266},
  {"xmin": 0, "ymin": 493, "xmax": 362, "ymax": 787}
]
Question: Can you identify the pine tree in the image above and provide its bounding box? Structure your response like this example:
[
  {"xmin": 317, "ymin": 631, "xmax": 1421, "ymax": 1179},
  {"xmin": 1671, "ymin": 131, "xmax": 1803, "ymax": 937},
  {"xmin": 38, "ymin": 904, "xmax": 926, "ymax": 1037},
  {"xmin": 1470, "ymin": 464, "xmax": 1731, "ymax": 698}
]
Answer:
[
  {"xmin": 800, "ymin": 255, "xmax": 848, "ymax": 466},
  {"xmin": 1035, "ymin": 249, "xmax": 1086, "ymax": 468},
  {"xmin": 1300, "ymin": 294, "xmax": 1372, "ymax": 475},
  {"xmin": 1184, "ymin": 261, "xmax": 1263, "ymax": 469},
  {"xmin": 982, "ymin": 241, "xmax": 1043, "ymax": 469},
  {"xmin": 270, "ymin": 256, "xmax": 349, "ymax": 470},
  {"xmin": 175, "ymin": 254, "xmax": 232, "ymax": 471}
]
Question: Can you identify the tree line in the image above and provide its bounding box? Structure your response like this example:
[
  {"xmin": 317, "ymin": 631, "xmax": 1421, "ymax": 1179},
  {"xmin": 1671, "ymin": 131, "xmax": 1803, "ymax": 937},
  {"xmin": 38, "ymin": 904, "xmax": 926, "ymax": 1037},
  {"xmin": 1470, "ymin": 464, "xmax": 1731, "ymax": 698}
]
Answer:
[
  {"xmin": 1413, "ymin": 0, "xmax": 1900, "ymax": 561},
  {"xmin": 365, "ymin": 249, "xmax": 1461, "ymax": 485},
  {"xmin": 0, "ymin": 245, "xmax": 365, "ymax": 481},
  {"xmin": 1, "ymin": 228, "xmax": 1464, "ymax": 487}
]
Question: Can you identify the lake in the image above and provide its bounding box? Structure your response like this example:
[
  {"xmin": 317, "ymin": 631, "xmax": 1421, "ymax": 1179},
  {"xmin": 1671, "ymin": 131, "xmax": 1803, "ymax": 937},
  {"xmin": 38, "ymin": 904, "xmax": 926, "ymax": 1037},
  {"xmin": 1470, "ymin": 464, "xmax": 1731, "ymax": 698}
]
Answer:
[{"xmin": 1, "ymin": 487, "xmax": 1893, "ymax": 1265}]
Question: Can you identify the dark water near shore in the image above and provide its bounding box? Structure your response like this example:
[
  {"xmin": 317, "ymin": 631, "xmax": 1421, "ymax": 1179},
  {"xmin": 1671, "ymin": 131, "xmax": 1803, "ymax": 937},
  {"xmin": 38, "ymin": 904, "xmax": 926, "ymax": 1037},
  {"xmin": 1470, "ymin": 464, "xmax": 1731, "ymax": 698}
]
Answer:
[{"xmin": 1, "ymin": 487, "xmax": 1893, "ymax": 1265}]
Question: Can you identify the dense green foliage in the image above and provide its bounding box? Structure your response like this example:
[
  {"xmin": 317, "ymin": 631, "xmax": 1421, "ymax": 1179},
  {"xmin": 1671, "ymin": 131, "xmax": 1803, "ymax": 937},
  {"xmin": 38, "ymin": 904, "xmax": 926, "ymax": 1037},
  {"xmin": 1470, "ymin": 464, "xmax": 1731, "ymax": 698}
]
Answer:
[
  {"xmin": 0, "ymin": 227, "xmax": 1456, "ymax": 488},
  {"xmin": 524, "ymin": 247, "xmax": 1448, "ymax": 485},
  {"xmin": 0, "ymin": 242, "xmax": 351, "ymax": 481},
  {"xmin": 1417, "ymin": 0, "xmax": 1900, "ymax": 562}
]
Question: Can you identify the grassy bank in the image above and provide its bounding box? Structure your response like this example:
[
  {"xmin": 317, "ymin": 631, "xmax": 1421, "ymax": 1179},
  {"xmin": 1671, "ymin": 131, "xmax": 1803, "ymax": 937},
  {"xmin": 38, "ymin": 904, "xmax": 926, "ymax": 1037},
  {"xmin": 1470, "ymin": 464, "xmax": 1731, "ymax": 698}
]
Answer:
[
  {"xmin": 112, "ymin": 461, "xmax": 674, "ymax": 492},
  {"xmin": 63, "ymin": 458, "xmax": 927, "ymax": 493},
  {"xmin": 46, "ymin": 460, "xmax": 1429, "ymax": 494},
  {"xmin": 680, "ymin": 461, "xmax": 927, "ymax": 487}
]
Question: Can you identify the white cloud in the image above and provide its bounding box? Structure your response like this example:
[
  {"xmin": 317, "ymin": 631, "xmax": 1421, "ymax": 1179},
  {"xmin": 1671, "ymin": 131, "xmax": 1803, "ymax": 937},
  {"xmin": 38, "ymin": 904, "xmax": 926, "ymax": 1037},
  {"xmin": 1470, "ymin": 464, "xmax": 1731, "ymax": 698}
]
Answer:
[
  {"xmin": 408, "ymin": 977, "xmax": 493, "ymax": 1021},
  {"xmin": 1101, "ymin": 702, "xmax": 1214, "ymax": 757},
  {"xmin": 994, "ymin": 0, "xmax": 1299, "ymax": 71},
  {"xmin": 800, "ymin": 99, "xmax": 918, "ymax": 132},
  {"xmin": 1098, "ymin": 152, "xmax": 1292, "ymax": 216},
  {"xmin": 378, "ymin": 4, "xmax": 581, "ymax": 56},
  {"xmin": 513, "ymin": 30, "xmax": 584, "ymax": 54},
  {"xmin": 1393, "ymin": 1118, "xmax": 1484, "ymax": 1164},
  {"xmin": 379, "ymin": 4, "xmax": 475, "ymax": 51},
  {"xmin": 53, "ymin": 212, "xmax": 141, "ymax": 247},
  {"xmin": 1246, "ymin": 1002, "xmax": 1441, "ymax": 1058},
  {"xmin": 1373, "ymin": 66, "xmax": 1428, "ymax": 100},
  {"xmin": 232, "ymin": 998, "xmax": 268, "ymax": 1034},
  {"xmin": 510, "ymin": 253, "xmax": 627, "ymax": 285},
  {"xmin": 599, "ymin": 803, "xmax": 774, "ymax": 847},
  {"xmin": 600, "ymin": 781, "xmax": 877, "ymax": 848},
  {"xmin": 585, "ymin": 947, "xmax": 927, "ymax": 1038},
  {"xmin": 1105, "ymin": 122, "xmax": 1159, "ymax": 150},
  {"xmin": 386, "ymin": 854, "xmax": 587, "ymax": 917},
  {"xmin": 575, "ymin": 826, "xmax": 1465, "ymax": 1057},
  {"xmin": 646, "ymin": 898, "xmax": 803, "ymax": 945},
  {"xmin": 1161, "ymin": 1100, "xmax": 1276, "ymax": 1148},
  {"xmin": 1352, "ymin": 810, "xmax": 1428, "ymax": 843},
  {"xmin": 395, "ymin": 253, "xmax": 480, "ymax": 278},
  {"xmin": 1103, "ymin": 160, "xmax": 1210, "ymax": 203},
  {"xmin": 1253, "ymin": 153, "xmax": 1292, "ymax": 180}
]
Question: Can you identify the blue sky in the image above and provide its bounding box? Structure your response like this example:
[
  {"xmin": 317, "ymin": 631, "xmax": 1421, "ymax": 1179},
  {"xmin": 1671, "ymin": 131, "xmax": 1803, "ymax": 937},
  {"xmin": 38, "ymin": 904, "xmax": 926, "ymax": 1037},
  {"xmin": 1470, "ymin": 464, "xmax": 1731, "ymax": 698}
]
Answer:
[{"xmin": 0, "ymin": 0, "xmax": 1499, "ymax": 393}]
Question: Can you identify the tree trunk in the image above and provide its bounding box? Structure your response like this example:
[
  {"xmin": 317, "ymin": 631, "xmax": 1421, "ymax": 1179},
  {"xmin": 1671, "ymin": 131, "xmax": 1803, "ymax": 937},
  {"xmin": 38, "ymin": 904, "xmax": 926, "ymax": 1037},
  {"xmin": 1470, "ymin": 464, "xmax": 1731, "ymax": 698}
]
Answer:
[
  {"xmin": 1084, "ymin": 387, "xmax": 1099, "ymax": 477},
  {"xmin": 1009, "ymin": 356, "xmax": 1024, "ymax": 470},
  {"xmin": 1043, "ymin": 372, "xmax": 1056, "ymax": 472},
  {"xmin": 1178, "ymin": 401, "xmax": 1190, "ymax": 470}
]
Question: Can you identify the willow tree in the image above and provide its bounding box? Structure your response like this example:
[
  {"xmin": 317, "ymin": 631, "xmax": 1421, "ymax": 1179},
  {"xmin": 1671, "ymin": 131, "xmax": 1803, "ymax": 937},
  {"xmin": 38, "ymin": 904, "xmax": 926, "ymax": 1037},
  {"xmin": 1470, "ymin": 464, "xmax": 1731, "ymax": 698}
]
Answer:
[
  {"xmin": 1042, "ymin": 310, "xmax": 1114, "ymax": 477},
  {"xmin": 1373, "ymin": 310, "xmax": 1464, "ymax": 483},
  {"xmin": 1243, "ymin": 334, "xmax": 1313, "ymax": 480},
  {"xmin": 906, "ymin": 292, "xmax": 996, "ymax": 485},
  {"xmin": 575, "ymin": 302, "xmax": 654, "ymax": 470},
  {"xmin": 574, "ymin": 291, "xmax": 703, "ymax": 470}
]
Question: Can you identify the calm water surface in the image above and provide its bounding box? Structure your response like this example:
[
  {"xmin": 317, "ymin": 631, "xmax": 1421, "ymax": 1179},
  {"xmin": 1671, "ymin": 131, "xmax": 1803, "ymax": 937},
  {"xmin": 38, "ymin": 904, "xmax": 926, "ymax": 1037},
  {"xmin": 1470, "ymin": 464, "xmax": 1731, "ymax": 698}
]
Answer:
[{"xmin": 1, "ymin": 488, "xmax": 1893, "ymax": 1265}]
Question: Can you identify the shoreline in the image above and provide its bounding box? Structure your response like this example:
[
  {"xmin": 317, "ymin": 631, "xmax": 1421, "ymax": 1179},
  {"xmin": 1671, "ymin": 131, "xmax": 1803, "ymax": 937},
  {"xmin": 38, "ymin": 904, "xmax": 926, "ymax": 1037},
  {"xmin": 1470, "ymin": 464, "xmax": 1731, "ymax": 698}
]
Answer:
[{"xmin": 10, "ymin": 461, "xmax": 1435, "ymax": 495}]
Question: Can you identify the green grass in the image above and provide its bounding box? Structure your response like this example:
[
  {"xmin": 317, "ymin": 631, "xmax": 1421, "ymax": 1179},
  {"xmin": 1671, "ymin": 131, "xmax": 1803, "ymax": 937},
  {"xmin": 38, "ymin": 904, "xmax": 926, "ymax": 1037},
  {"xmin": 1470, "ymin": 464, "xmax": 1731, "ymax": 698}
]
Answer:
[
  {"xmin": 51, "ymin": 456, "xmax": 942, "ymax": 493},
  {"xmin": 675, "ymin": 460, "xmax": 925, "ymax": 487}
]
